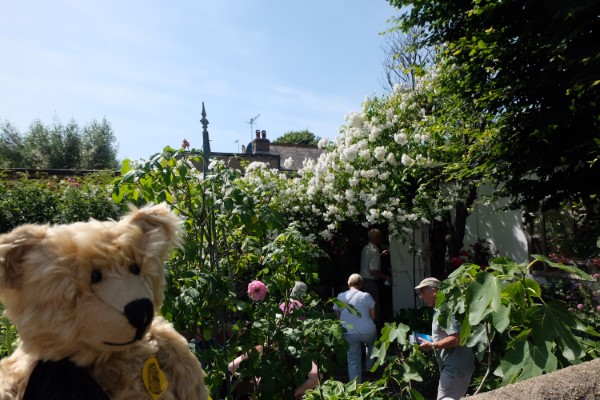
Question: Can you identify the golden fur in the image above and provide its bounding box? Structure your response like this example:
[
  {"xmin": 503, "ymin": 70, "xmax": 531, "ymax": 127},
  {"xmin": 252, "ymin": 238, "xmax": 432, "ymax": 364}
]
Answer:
[{"xmin": 0, "ymin": 204, "xmax": 209, "ymax": 399}]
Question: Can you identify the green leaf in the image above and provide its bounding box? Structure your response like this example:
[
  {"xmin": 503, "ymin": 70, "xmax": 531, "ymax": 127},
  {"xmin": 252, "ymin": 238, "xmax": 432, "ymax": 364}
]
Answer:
[
  {"xmin": 409, "ymin": 388, "xmax": 425, "ymax": 400},
  {"xmin": 466, "ymin": 272, "xmax": 501, "ymax": 325},
  {"xmin": 401, "ymin": 364, "xmax": 423, "ymax": 383},
  {"xmin": 122, "ymin": 170, "xmax": 139, "ymax": 183},
  {"xmin": 507, "ymin": 328, "xmax": 532, "ymax": 349},
  {"xmin": 502, "ymin": 281, "xmax": 526, "ymax": 308},
  {"xmin": 492, "ymin": 303, "xmax": 510, "ymax": 333},
  {"xmin": 370, "ymin": 342, "xmax": 389, "ymax": 367},
  {"xmin": 120, "ymin": 158, "xmax": 131, "ymax": 175},
  {"xmin": 177, "ymin": 164, "xmax": 188, "ymax": 178},
  {"xmin": 495, "ymin": 340, "xmax": 557, "ymax": 385},
  {"xmin": 388, "ymin": 323, "xmax": 410, "ymax": 346},
  {"xmin": 527, "ymin": 300, "xmax": 584, "ymax": 360},
  {"xmin": 330, "ymin": 298, "xmax": 360, "ymax": 317},
  {"xmin": 223, "ymin": 197, "xmax": 234, "ymax": 211},
  {"xmin": 460, "ymin": 317, "xmax": 471, "ymax": 346},
  {"xmin": 465, "ymin": 321, "xmax": 488, "ymax": 351},
  {"xmin": 111, "ymin": 185, "xmax": 124, "ymax": 204},
  {"xmin": 530, "ymin": 254, "xmax": 594, "ymax": 280},
  {"xmin": 523, "ymin": 278, "xmax": 542, "ymax": 298},
  {"xmin": 488, "ymin": 257, "xmax": 522, "ymax": 276}
]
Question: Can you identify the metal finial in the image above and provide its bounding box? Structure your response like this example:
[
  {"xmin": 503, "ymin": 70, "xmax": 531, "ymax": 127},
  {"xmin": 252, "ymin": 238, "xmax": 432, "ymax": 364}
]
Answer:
[{"xmin": 201, "ymin": 102, "xmax": 211, "ymax": 176}]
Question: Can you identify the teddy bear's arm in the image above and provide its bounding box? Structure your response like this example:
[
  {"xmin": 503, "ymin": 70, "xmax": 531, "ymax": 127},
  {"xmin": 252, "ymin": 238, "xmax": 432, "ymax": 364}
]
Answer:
[
  {"xmin": 23, "ymin": 359, "xmax": 109, "ymax": 400},
  {"xmin": 152, "ymin": 318, "xmax": 210, "ymax": 400}
]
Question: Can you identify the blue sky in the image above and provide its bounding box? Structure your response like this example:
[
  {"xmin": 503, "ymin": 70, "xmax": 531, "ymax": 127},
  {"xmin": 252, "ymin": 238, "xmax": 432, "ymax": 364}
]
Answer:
[{"xmin": 1, "ymin": 1, "xmax": 398, "ymax": 161}]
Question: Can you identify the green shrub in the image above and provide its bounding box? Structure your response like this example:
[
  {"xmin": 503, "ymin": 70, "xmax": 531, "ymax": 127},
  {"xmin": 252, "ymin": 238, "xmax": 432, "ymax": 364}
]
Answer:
[
  {"xmin": 0, "ymin": 171, "xmax": 125, "ymax": 360},
  {"xmin": 0, "ymin": 306, "xmax": 16, "ymax": 358},
  {"xmin": 0, "ymin": 171, "xmax": 125, "ymax": 234}
]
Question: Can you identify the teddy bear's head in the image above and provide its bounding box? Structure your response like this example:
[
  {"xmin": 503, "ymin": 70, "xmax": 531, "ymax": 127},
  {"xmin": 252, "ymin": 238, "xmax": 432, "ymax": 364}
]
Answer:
[{"xmin": 0, "ymin": 203, "xmax": 180, "ymax": 365}]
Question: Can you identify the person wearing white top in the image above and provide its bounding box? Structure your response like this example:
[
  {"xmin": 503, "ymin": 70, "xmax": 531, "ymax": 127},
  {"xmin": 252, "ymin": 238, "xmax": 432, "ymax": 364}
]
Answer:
[
  {"xmin": 333, "ymin": 273, "xmax": 377, "ymax": 383},
  {"xmin": 359, "ymin": 229, "xmax": 391, "ymax": 322}
]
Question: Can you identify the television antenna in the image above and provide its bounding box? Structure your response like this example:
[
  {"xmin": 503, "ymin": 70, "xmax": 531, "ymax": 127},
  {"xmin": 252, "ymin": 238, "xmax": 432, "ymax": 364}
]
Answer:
[{"xmin": 247, "ymin": 114, "xmax": 260, "ymax": 142}]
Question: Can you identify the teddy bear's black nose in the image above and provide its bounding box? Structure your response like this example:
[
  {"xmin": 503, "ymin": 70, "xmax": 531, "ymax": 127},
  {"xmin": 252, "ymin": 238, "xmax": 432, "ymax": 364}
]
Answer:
[{"xmin": 124, "ymin": 298, "xmax": 154, "ymax": 340}]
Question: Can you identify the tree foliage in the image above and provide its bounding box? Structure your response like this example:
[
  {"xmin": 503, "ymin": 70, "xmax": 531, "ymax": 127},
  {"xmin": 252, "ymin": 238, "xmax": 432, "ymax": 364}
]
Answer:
[
  {"xmin": 0, "ymin": 117, "xmax": 119, "ymax": 169},
  {"xmin": 273, "ymin": 130, "xmax": 320, "ymax": 145},
  {"xmin": 0, "ymin": 121, "xmax": 24, "ymax": 168},
  {"xmin": 388, "ymin": 0, "xmax": 600, "ymax": 212},
  {"xmin": 380, "ymin": 27, "xmax": 436, "ymax": 92}
]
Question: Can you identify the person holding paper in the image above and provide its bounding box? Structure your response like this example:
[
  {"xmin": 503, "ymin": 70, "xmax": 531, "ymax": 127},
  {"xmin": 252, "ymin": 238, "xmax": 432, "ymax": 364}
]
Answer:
[{"xmin": 414, "ymin": 277, "xmax": 474, "ymax": 400}]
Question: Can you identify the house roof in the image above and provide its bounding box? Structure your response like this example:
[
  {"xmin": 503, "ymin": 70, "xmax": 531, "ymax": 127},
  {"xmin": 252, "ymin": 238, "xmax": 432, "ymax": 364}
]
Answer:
[{"xmin": 268, "ymin": 143, "xmax": 325, "ymax": 171}]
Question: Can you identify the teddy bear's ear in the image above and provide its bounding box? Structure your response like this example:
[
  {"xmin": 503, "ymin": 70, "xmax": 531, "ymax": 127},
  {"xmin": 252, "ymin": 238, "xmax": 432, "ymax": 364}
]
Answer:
[
  {"xmin": 126, "ymin": 203, "xmax": 181, "ymax": 249},
  {"xmin": 0, "ymin": 225, "xmax": 47, "ymax": 289}
]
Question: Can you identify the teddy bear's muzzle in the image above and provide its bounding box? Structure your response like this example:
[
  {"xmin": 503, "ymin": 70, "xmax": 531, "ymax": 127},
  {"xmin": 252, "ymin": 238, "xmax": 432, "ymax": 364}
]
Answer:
[{"xmin": 124, "ymin": 298, "xmax": 154, "ymax": 340}]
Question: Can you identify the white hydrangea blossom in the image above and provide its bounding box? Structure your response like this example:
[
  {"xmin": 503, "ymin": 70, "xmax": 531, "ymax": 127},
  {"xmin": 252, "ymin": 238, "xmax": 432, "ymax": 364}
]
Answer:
[
  {"xmin": 317, "ymin": 137, "xmax": 329, "ymax": 149},
  {"xmin": 374, "ymin": 146, "xmax": 386, "ymax": 161},
  {"xmin": 394, "ymin": 132, "xmax": 408, "ymax": 145},
  {"xmin": 401, "ymin": 154, "xmax": 415, "ymax": 167}
]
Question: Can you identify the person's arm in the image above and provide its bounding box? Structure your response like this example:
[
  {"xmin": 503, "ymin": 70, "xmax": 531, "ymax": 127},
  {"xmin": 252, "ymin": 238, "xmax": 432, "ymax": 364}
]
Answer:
[
  {"xmin": 369, "ymin": 269, "xmax": 392, "ymax": 281},
  {"xmin": 228, "ymin": 345, "xmax": 264, "ymax": 374},
  {"xmin": 367, "ymin": 247, "xmax": 391, "ymax": 280},
  {"xmin": 418, "ymin": 332, "xmax": 460, "ymax": 351},
  {"xmin": 294, "ymin": 362, "xmax": 321, "ymax": 399},
  {"xmin": 369, "ymin": 307, "xmax": 376, "ymax": 321},
  {"xmin": 333, "ymin": 296, "xmax": 342, "ymax": 319}
]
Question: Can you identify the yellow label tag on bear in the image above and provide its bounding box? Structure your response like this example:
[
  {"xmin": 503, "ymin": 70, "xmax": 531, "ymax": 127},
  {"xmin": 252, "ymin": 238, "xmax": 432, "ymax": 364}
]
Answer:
[{"xmin": 142, "ymin": 356, "xmax": 169, "ymax": 399}]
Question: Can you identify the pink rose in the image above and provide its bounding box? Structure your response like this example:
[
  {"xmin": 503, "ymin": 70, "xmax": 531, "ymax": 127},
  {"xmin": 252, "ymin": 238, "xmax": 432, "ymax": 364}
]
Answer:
[
  {"xmin": 279, "ymin": 299, "xmax": 302, "ymax": 314},
  {"xmin": 596, "ymin": 305, "xmax": 600, "ymax": 311},
  {"xmin": 247, "ymin": 280, "xmax": 267, "ymax": 301},
  {"xmin": 577, "ymin": 304, "xmax": 583, "ymax": 310}
]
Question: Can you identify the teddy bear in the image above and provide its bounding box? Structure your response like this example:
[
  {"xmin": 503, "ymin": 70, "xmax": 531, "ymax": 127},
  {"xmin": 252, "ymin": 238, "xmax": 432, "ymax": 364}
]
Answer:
[{"xmin": 0, "ymin": 203, "xmax": 210, "ymax": 399}]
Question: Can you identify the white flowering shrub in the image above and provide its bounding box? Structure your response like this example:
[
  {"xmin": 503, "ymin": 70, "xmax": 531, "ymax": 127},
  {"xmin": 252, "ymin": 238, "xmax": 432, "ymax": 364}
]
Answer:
[{"xmin": 291, "ymin": 70, "xmax": 472, "ymax": 240}]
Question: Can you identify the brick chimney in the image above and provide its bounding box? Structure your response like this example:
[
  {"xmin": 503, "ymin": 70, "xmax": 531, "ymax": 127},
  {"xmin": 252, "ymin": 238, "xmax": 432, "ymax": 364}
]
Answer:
[{"xmin": 253, "ymin": 129, "xmax": 270, "ymax": 153}]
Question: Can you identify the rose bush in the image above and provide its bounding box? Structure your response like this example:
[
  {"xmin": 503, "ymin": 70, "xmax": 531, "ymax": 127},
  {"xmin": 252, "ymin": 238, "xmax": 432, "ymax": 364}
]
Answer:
[{"xmin": 110, "ymin": 149, "xmax": 347, "ymax": 398}]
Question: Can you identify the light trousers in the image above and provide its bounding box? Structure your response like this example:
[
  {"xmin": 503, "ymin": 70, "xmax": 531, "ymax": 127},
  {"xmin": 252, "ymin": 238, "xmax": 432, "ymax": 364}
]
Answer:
[
  {"xmin": 345, "ymin": 331, "xmax": 377, "ymax": 383},
  {"xmin": 437, "ymin": 370, "xmax": 473, "ymax": 400}
]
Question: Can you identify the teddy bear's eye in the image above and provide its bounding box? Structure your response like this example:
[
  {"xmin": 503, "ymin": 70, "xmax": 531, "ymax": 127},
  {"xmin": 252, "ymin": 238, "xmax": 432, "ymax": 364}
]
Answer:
[
  {"xmin": 91, "ymin": 270, "xmax": 103, "ymax": 284},
  {"xmin": 130, "ymin": 264, "xmax": 141, "ymax": 275}
]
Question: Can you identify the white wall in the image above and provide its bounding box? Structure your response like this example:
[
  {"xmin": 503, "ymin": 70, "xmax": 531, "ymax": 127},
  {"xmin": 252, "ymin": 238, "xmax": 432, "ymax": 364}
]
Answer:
[
  {"xmin": 389, "ymin": 225, "xmax": 428, "ymax": 311},
  {"xmin": 463, "ymin": 186, "xmax": 529, "ymax": 263},
  {"xmin": 389, "ymin": 186, "xmax": 529, "ymax": 311}
]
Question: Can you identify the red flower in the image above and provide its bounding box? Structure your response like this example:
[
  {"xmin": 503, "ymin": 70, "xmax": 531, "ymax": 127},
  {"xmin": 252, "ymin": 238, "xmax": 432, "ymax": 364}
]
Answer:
[{"xmin": 451, "ymin": 257, "xmax": 466, "ymax": 269}]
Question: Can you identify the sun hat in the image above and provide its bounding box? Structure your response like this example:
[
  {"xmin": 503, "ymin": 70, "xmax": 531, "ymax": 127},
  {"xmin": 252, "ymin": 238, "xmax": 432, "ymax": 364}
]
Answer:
[{"xmin": 414, "ymin": 277, "xmax": 441, "ymax": 290}]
